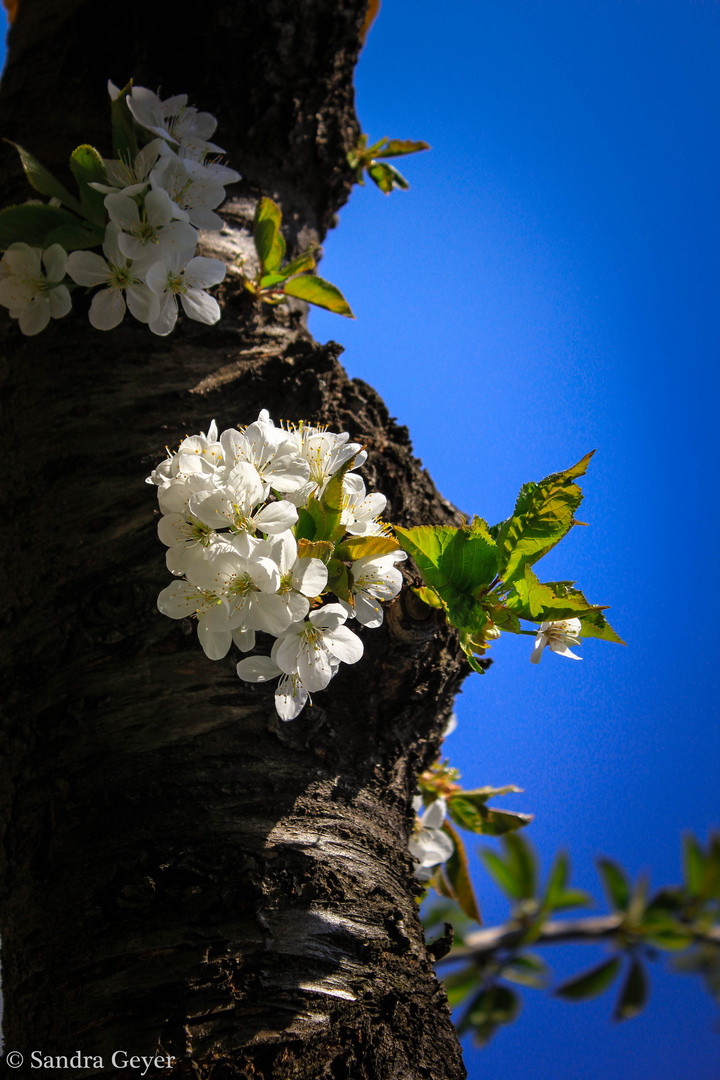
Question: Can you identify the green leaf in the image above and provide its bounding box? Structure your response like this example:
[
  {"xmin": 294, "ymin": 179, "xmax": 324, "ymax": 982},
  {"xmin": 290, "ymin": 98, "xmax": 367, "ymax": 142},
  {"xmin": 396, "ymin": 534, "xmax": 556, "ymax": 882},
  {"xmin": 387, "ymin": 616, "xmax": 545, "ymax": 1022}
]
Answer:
[
  {"xmin": 294, "ymin": 507, "xmax": 317, "ymax": 542},
  {"xmin": 278, "ymin": 249, "xmax": 316, "ymax": 278},
  {"xmin": 481, "ymin": 848, "xmax": 525, "ymax": 901},
  {"xmin": 110, "ymin": 80, "xmax": 138, "ymax": 159},
  {"xmin": 462, "ymin": 984, "xmax": 521, "ymax": 1041},
  {"xmin": 327, "ymin": 558, "xmax": 353, "ymax": 602},
  {"xmin": 442, "ymin": 821, "xmax": 482, "ymax": 924},
  {"xmin": 684, "ymin": 834, "xmax": 705, "ymax": 897},
  {"xmin": 44, "ymin": 222, "xmax": 104, "ymax": 251},
  {"xmin": 442, "ymin": 965, "xmax": 482, "ymax": 1008},
  {"xmin": 504, "ymin": 833, "xmax": 536, "ymax": 900},
  {"xmin": 367, "ymin": 161, "xmax": 410, "ymax": 192},
  {"xmin": 506, "ymin": 565, "xmax": 606, "ymax": 623},
  {"xmin": 296, "ymin": 539, "xmax": 335, "ymax": 563},
  {"xmin": 412, "ymin": 585, "xmax": 444, "ymax": 609},
  {"xmin": 502, "ymin": 952, "xmax": 549, "ymax": 989},
  {"xmin": 282, "ymin": 274, "xmax": 355, "ymax": 317},
  {"xmin": 0, "ymin": 203, "xmax": 86, "ymax": 250},
  {"xmin": 6, "ymin": 141, "xmax": 84, "ymax": 214},
  {"xmin": 376, "ymin": 138, "xmax": 431, "ymax": 158},
  {"xmin": 555, "ymin": 957, "xmax": 623, "ymax": 1001},
  {"xmin": 334, "ymin": 535, "xmax": 400, "ymax": 561},
  {"xmin": 597, "ymin": 858, "xmax": 631, "ymax": 911},
  {"xmin": 253, "ymin": 197, "xmax": 284, "ymax": 272},
  {"xmin": 478, "ymin": 808, "xmax": 534, "ymax": 837},
  {"xmin": 578, "ymin": 608, "xmax": 626, "ymax": 645},
  {"xmin": 69, "ymin": 145, "xmax": 108, "ymax": 224},
  {"xmin": 614, "ymin": 958, "xmax": 649, "ymax": 1020},
  {"xmin": 395, "ymin": 518, "xmax": 499, "ymax": 635},
  {"xmin": 496, "ymin": 452, "xmax": 595, "ymax": 586}
]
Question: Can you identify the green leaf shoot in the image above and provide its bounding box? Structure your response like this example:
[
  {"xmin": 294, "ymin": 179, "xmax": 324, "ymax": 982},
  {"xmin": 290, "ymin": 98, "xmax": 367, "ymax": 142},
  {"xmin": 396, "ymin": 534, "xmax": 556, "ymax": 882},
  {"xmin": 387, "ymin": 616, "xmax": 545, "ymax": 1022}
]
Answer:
[
  {"xmin": 6, "ymin": 141, "xmax": 84, "ymax": 215},
  {"xmin": 554, "ymin": 957, "xmax": 623, "ymax": 1001},
  {"xmin": 282, "ymin": 274, "xmax": 355, "ymax": 318}
]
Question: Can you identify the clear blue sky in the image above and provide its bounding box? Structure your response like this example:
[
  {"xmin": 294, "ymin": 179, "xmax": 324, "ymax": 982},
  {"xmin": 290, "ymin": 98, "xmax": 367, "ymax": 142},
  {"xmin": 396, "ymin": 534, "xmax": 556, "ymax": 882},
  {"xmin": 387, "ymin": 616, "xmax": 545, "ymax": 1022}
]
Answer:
[
  {"xmin": 2, "ymin": 3, "xmax": 719, "ymax": 1077},
  {"xmin": 309, "ymin": 3, "xmax": 720, "ymax": 1077}
]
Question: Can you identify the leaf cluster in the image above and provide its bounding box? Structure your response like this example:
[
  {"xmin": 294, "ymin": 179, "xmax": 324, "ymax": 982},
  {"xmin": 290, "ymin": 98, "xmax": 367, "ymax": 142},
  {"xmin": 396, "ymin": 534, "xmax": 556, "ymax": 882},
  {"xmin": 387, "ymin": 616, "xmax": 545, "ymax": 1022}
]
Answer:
[
  {"xmin": 347, "ymin": 134, "xmax": 430, "ymax": 193},
  {"xmin": 395, "ymin": 453, "xmax": 624, "ymax": 671},
  {"xmin": 242, "ymin": 198, "xmax": 354, "ymax": 317},
  {"xmin": 0, "ymin": 81, "xmax": 139, "ymax": 254},
  {"xmin": 425, "ymin": 832, "xmax": 720, "ymax": 1047},
  {"xmin": 292, "ymin": 456, "xmax": 400, "ymax": 606}
]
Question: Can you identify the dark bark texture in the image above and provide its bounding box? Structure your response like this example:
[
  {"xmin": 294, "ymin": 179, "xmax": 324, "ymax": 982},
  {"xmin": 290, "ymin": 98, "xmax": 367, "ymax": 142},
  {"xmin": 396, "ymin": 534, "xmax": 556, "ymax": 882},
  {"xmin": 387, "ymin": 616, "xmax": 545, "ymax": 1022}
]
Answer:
[{"xmin": 0, "ymin": 2, "xmax": 470, "ymax": 1077}]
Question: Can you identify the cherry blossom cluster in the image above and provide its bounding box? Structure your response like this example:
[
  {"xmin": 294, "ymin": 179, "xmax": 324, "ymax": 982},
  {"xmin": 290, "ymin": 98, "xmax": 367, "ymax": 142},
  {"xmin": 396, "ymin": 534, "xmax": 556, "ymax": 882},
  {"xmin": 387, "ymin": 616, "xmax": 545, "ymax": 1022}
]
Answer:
[
  {"xmin": 0, "ymin": 85, "xmax": 238, "ymax": 336},
  {"xmin": 147, "ymin": 411, "xmax": 407, "ymax": 720}
]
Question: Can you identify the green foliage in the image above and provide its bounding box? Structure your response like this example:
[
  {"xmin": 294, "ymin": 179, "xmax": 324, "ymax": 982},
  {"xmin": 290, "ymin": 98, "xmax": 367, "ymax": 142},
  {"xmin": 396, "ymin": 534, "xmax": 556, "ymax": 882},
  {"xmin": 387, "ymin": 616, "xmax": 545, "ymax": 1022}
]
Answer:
[
  {"xmin": 425, "ymin": 832, "xmax": 720, "ymax": 1047},
  {"xmin": 347, "ymin": 134, "xmax": 430, "ymax": 193},
  {"xmin": 5, "ymin": 141, "xmax": 83, "ymax": 214},
  {"xmin": 69, "ymin": 144, "xmax": 108, "ymax": 225},
  {"xmin": 244, "ymin": 197, "xmax": 354, "ymax": 317},
  {"xmin": 394, "ymin": 453, "xmax": 624, "ymax": 668},
  {"xmin": 555, "ymin": 957, "xmax": 623, "ymax": 1001},
  {"xmin": 110, "ymin": 80, "xmax": 138, "ymax": 159},
  {"xmin": 0, "ymin": 203, "xmax": 88, "ymax": 250}
]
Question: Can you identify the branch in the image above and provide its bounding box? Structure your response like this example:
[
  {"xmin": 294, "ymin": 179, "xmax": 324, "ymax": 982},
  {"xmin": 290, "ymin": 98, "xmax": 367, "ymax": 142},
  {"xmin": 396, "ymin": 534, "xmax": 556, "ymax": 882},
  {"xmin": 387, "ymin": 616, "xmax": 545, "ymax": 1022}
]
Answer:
[{"xmin": 437, "ymin": 915, "xmax": 720, "ymax": 965}]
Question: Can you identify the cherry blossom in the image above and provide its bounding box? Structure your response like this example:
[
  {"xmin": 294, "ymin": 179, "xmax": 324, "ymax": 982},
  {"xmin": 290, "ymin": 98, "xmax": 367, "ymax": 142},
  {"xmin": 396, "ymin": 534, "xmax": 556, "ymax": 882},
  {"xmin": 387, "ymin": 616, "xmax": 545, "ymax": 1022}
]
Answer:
[
  {"xmin": 0, "ymin": 243, "xmax": 71, "ymax": 335},
  {"xmin": 530, "ymin": 618, "xmax": 583, "ymax": 664}
]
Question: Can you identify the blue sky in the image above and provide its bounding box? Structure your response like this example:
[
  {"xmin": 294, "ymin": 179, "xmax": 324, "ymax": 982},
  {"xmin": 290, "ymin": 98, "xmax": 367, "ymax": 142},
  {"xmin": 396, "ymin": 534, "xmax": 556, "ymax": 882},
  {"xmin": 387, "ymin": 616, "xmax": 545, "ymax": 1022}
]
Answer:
[{"xmin": 2, "ymin": 3, "xmax": 719, "ymax": 1076}]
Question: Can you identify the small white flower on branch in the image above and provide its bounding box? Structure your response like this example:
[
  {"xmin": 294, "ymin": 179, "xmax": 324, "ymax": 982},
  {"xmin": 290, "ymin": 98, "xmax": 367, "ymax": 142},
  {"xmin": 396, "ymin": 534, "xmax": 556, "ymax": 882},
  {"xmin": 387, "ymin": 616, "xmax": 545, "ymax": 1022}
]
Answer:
[
  {"xmin": 0, "ymin": 242, "xmax": 71, "ymax": 335},
  {"xmin": 530, "ymin": 618, "xmax": 583, "ymax": 664},
  {"xmin": 409, "ymin": 796, "xmax": 455, "ymax": 881}
]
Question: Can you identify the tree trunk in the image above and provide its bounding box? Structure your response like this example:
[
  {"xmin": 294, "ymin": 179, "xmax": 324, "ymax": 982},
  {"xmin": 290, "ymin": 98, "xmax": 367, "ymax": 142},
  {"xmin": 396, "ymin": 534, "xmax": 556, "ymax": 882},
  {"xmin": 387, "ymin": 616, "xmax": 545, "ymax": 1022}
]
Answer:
[{"xmin": 0, "ymin": 2, "xmax": 470, "ymax": 1076}]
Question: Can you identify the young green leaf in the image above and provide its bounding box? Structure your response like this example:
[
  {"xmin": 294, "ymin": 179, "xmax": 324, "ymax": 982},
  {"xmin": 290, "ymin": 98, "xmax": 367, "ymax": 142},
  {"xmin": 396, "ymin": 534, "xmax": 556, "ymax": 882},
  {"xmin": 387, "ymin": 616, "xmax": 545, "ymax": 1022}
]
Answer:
[
  {"xmin": 480, "ymin": 848, "xmax": 526, "ymax": 901},
  {"xmin": 578, "ymin": 607, "xmax": 626, "ymax": 645},
  {"xmin": 555, "ymin": 957, "xmax": 623, "ymax": 1001},
  {"xmin": 278, "ymin": 249, "xmax": 316, "ymax": 279},
  {"xmin": 110, "ymin": 80, "xmax": 138, "ymax": 159},
  {"xmin": 683, "ymin": 834, "xmax": 705, "ymax": 897},
  {"xmin": 44, "ymin": 222, "xmax": 104, "ymax": 251},
  {"xmin": 368, "ymin": 161, "xmax": 409, "ymax": 193},
  {"xmin": 501, "ymin": 952, "xmax": 549, "ymax": 989},
  {"xmin": 395, "ymin": 518, "xmax": 499, "ymax": 635},
  {"xmin": 442, "ymin": 821, "xmax": 482, "ymax": 924},
  {"xmin": 597, "ymin": 857, "xmax": 631, "ymax": 911},
  {"xmin": 477, "ymin": 807, "xmax": 534, "ymax": 837},
  {"xmin": 505, "ymin": 566, "xmax": 606, "ymax": 623},
  {"xmin": 253, "ymin": 197, "xmax": 285, "ymax": 272},
  {"xmin": 0, "ymin": 203, "xmax": 85, "ymax": 250},
  {"xmin": 69, "ymin": 145, "xmax": 108, "ymax": 224},
  {"xmin": 296, "ymin": 539, "xmax": 335, "ymax": 563},
  {"xmin": 376, "ymin": 138, "xmax": 431, "ymax": 158},
  {"xmin": 412, "ymin": 585, "xmax": 445, "ymax": 609},
  {"xmin": 495, "ymin": 452, "xmax": 595, "ymax": 586},
  {"xmin": 334, "ymin": 535, "xmax": 400, "ymax": 561},
  {"xmin": 613, "ymin": 957, "xmax": 649, "ymax": 1020},
  {"xmin": 327, "ymin": 558, "xmax": 353, "ymax": 602},
  {"xmin": 503, "ymin": 833, "xmax": 536, "ymax": 900},
  {"xmin": 6, "ymin": 141, "xmax": 84, "ymax": 214},
  {"xmin": 441, "ymin": 965, "xmax": 482, "ymax": 1008},
  {"xmin": 282, "ymin": 274, "xmax": 354, "ymax": 318}
]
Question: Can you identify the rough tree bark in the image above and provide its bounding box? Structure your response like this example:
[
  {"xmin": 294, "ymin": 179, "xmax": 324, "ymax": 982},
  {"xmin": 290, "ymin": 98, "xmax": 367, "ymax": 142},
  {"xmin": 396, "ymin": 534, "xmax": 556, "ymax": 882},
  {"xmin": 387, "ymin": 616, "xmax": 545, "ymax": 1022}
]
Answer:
[{"xmin": 0, "ymin": 2, "xmax": 471, "ymax": 1076}]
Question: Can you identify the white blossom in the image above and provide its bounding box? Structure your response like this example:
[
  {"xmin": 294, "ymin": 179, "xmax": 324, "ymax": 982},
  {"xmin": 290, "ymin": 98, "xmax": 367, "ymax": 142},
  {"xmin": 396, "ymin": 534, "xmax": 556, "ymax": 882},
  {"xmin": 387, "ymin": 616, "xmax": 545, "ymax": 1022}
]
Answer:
[
  {"xmin": 145, "ymin": 251, "xmax": 226, "ymax": 335},
  {"xmin": 0, "ymin": 243, "xmax": 71, "ymax": 335},
  {"xmin": 150, "ymin": 157, "xmax": 227, "ymax": 230},
  {"xmin": 272, "ymin": 604, "xmax": 363, "ymax": 693},
  {"xmin": 66, "ymin": 223, "xmax": 159, "ymax": 330},
  {"xmin": 342, "ymin": 552, "xmax": 406, "ymax": 628},
  {"xmin": 530, "ymin": 618, "xmax": 583, "ymax": 664},
  {"xmin": 105, "ymin": 189, "xmax": 197, "ymax": 266},
  {"xmin": 409, "ymin": 796, "xmax": 455, "ymax": 881},
  {"xmin": 127, "ymin": 87, "xmax": 220, "ymax": 148},
  {"xmin": 90, "ymin": 139, "xmax": 166, "ymax": 196}
]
